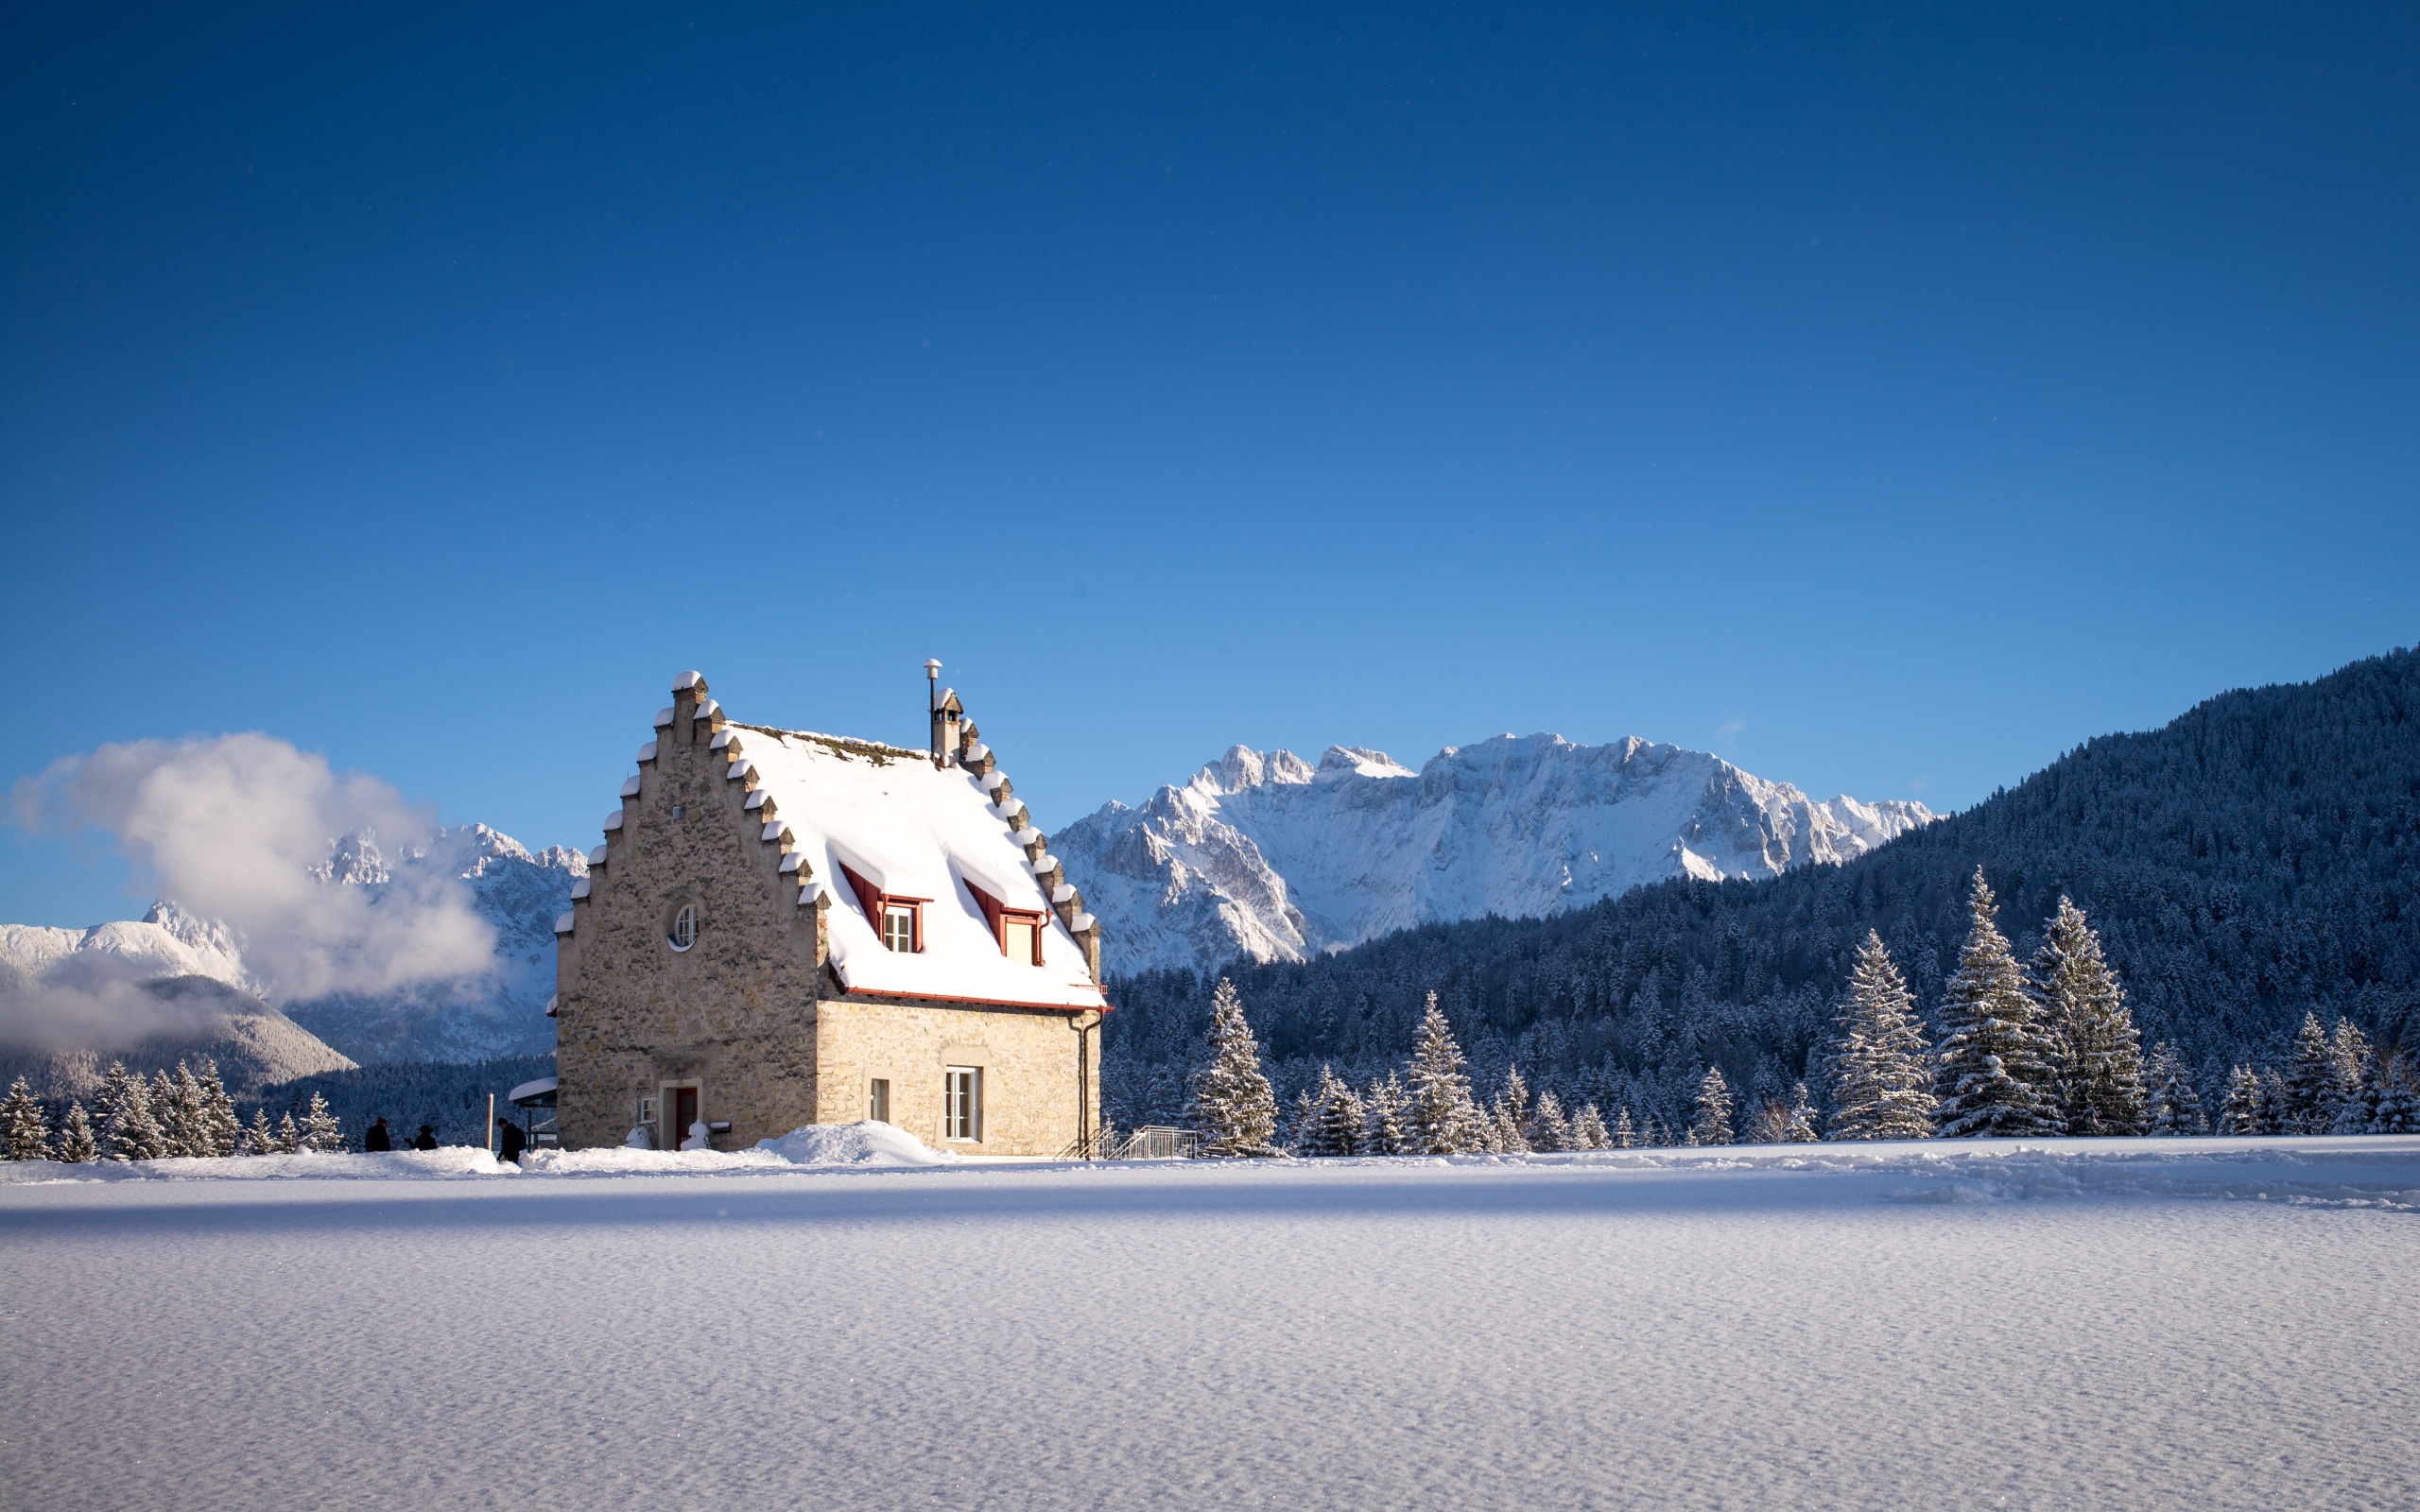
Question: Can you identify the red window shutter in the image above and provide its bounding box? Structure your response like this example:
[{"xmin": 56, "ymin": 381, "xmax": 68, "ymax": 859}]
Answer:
[
  {"xmin": 838, "ymin": 864, "xmax": 885, "ymax": 931},
  {"xmin": 963, "ymin": 878, "xmax": 1007, "ymax": 947}
]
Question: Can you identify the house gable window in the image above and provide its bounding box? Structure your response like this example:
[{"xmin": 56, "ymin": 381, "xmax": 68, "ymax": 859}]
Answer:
[
  {"xmin": 963, "ymin": 880, "xmax": 1047, "ymax": 966},
  {"xmin": 839, "ymin": 864, "xmax": 925, "ymax": 953},
  {"xmin": 667, "ymin": 903, "xmax": 698, "ymax": 953}
]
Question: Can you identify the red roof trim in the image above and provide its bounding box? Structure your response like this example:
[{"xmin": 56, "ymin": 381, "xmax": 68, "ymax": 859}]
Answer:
[{"xmin": 838, "ymin": 984, "xmax": 1113, "ymax": 1014}]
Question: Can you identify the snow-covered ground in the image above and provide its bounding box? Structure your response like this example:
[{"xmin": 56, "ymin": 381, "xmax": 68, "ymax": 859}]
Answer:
[{"xmin": 4, "ymin": 1137, "xmax": 2412, "ymax": 1510}]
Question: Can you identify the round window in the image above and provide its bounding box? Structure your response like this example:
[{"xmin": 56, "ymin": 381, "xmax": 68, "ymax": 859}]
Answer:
[{"xmin": 667, "ymin": 903, "xmax": 698, "ymax": 952}]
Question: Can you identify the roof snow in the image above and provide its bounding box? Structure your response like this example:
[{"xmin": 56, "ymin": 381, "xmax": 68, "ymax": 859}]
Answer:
[{"xmin": 733, "ymin": 727, "xmax": 1106, "ymax": 1012}]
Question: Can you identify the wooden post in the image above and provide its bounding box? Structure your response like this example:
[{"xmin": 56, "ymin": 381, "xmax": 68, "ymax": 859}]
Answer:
[{"xmin": 486, "ymin": 1092, "xmax": 495, "ymax": 1157}]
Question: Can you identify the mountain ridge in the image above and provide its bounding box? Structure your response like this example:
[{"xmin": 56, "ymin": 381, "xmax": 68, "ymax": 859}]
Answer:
[{"xmin": 1054, "ymin": 731, "xmax": 1934, "ymax": 975}]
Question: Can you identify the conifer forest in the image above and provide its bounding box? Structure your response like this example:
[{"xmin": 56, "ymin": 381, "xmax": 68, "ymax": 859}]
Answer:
[{"xmin": 1102, "ymin": 649, "xmax": 2420, "ymax": 1147}]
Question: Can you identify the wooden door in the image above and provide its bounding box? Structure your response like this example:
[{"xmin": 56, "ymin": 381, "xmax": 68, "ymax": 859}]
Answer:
[{"xmin": 674, "ymin": 1087, "xmax": 699, "ymax": 1148}]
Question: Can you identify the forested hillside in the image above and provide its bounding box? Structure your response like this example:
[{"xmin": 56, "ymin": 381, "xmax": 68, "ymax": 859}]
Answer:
[{"xmin": 1099, "ymin": 648, "xmax": 2420, "ymax": 1136}]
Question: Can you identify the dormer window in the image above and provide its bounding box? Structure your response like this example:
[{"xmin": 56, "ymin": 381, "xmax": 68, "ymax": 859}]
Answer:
[
  {"xmin": 963, "ymin": 878, "xmax": 1046, "ymax": 966},
  {"xmin": 840, "ymin": 864, "xmax": 925, "ymax": 953},
  {"xmin": 1001, "ymin": 913, "xmax": 1042, "ymax": 967}
]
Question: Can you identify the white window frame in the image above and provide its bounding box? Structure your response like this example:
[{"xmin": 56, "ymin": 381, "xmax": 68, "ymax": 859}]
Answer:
[
  {"xmin": 668, "ymin": 903, "xmax": 698, "ymax": 952},
  {"xmin": 882, "ymin": 903, "xmax": 917, "ymax": 953},
  {"xmin": 1002, "ymin": 916, "xmax": 1040, "ymax": 967},
  {"xmin": 942, "ymin": 1066, "xmax": 981, "ymax": 1143}
]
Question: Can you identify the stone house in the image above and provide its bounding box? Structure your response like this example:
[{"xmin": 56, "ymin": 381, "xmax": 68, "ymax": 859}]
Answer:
[{"xmin": 551, "ymin": 668, "xmax": 1109, "ymax": 1155}]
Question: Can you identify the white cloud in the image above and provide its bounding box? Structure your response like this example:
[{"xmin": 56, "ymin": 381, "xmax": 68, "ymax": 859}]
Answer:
[{"xmin": 10, "ymin": 733, "xmax": 497, "ymax": 1003}]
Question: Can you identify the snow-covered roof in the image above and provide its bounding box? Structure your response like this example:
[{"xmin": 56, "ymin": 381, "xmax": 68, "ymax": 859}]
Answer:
[
  {"xmin": 730, "ymin": 725, "xmax": 1107, "ymax": 1012},
  {"xmin": 508, "ymin": 1075, "xmax": 559, "ymax": 1105}
]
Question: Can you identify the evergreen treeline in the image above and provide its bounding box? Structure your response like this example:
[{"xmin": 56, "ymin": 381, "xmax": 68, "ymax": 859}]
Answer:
[
  {"xmin": 0, "ymin": 1055, "xmax": 555, "ymax": 1161},
  {"xmin": 1102, "ymin": 648, "xmax": 2420, "ymax": 1139}
]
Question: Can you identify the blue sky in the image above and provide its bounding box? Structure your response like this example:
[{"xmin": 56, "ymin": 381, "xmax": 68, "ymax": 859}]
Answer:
[{"xmin": 5, "ymin": 3, "xmax": 2414, "ymax": 928}]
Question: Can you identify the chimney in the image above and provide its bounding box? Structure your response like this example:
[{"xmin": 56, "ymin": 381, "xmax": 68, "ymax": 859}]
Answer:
[{"xmin": 925, "ymin": 659, "xmax": 963, "ymax": 769}]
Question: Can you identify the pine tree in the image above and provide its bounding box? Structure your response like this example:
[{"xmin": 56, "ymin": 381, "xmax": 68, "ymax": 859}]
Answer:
[
  {"xmin": 90, "ymin": 1061, "xmax": 133, "ymax": 1156},
  {"xmin": 1932, "ymin": 869, "xmax": 2062, "ymax": 1138},
  {"xmin": 1745, "ymin": 1098, "xmax": 1789, "ymax": 1144},
  {"xmin": 2368, "ymin": 1055, "xmax": 2417, "ymax": 1135},
  {"xmin": 2281, "ymin": 1013, "xmax": 2336, "ymax": 1134},
  {"xmin": 276, "ymin": 1111, "xmax": 301, "ymax": 1154},
  {"xmin": 2143, "ymin": 1043, "xmax": 2205, "ymax": 1135},
  {"xmin": 1490, "ymin": 1067, "xmax": 1532, "ymax": 1154},
  {"xmin": 241, "ymin": 1107, "xmax": 276, "ymax": 1156},
  {"xmin": 193, "ymin": 1057, "xmax": 241, "ymax": 1157},
  {"xmin": 1288, "ymin": 1089, "xmax": 1318, "ymax": 1154},
  {"xmin": 1783, "ymin": 1082, "xmax": 1820, "ymax": 1143},
  {"xmin": 1570, "ymin": 1102, "xmax": 1609, "ymax": 1150},
  {"xmin": 2326, "ymin": 1020, "xmax": 2373, "ymax": 1130},
  {"xmin": 300, "ymin": 1091, "xmax": 344, "ymax": 1153},
  {"xmin": 1184, "ymin": 978, "xmax": 1283, "ymax": 1157},
  {"xmin": 3, "ymin": 1077, "xmax": 51, "ymax": 1160},
  {"xmin": 1363, "ymin": 1073, "xmax": 1409, "ymax": 1155},
  {"xmin": 56, "ymin": 1101, "xmax": 96, "ymax": 1163},
  {"xmin": 103, "ymin": 1071, "xmax": 169, "ymax": 1161},
  {"xmin": 2256, "ymin": 1069, "xmax": 2288, "ymax": 1135},
  {"xmin": 1303, "ymin": 1065, "xmax": 1365, "ymax": 1158},
  {"xmin": 1691, "ymin": 1066, "xmax": 1736, "ymax": 1146},
  {"xmin": 2219, "ymin": 1064, "xmax": 2264, "ymax": 1135},
  {"xmin": 1529, "ymin": 1090, "xmax": 1572, "ymax": 1153},
  {"xmin": 1826, "ymin": 931, "xmax": 1937, "ymax": 1140},
  {"xmin": 2028, "ymin": 897, "xmax": 2147, "ymax": 1136},
  {"xmin": 1611, "ymin": 1107, "xmax": 1636, "ymax": 1149},
  {"xmin": 1403, "ymin": 993, "xmax": 1489, "ymax": 1155},
  {"xmin": 157, "ymin": 1065, "xmax": 211, "ymax": 1158}
]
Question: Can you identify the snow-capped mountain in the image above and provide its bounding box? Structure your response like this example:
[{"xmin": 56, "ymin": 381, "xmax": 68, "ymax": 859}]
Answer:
[
  {"xmin": 0, "ymin": 824, "xmax": 583, "ymax": 1066},
  {"xmin": 277, "ymin": 824, "xmax": 585, "ymax": 1062},
  {"xmin": 1053, "ymin": 733, "xmax": 1935, "ymax": 976}
]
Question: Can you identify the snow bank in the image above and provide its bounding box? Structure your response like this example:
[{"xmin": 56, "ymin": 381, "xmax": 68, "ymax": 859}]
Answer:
[
  {"xmin": 753, "ymin": 1119, "xmax": 957, "ymax": 1166},
  {"xmin": 523, "ymin": 1120, "xmax": 955, "ymax": 1174}
]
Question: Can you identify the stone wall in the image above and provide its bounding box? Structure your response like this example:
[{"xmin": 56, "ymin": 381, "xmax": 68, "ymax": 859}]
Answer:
[
  {"xmin": 555, "ymin": 675, "xmax": 1102, "ymax": 1156},
  {"xmin": 556, "ymin": 679, "xmax": 825, "ymax": 1150},
  {"xmin": 815, "ymin": 993, "xmax": 1100, "ymax": 1156}
]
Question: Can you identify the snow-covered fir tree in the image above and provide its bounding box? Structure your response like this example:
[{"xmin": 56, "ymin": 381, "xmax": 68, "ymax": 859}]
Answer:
[
  {"xmin": 2028, "ymin": 896, "xmax": 2147, "ymax": 1136},
  {"xmin": 2220, "ymin": 1064, "xmax": 2264, "ymax": 1135},
  {"xmin": 1490, "ymin": 1067, "xmax": 1532, "ymax": 1154},
  {"xmin": 1288, "ymin": 1088, "xmax": 1318, "ymax": 1153},
  {"xmin": 1783, "ymin": 1082, "xmax": 1820, "ymax": 1143},
  {"xmin": 1826, "ymin": 931, "xmax": 1937, "ymax": 1140},
  {"xmin": 1363, "ymin": 1072, "xmax": 1409, "ymax": 1155},
  {"xmin": 2255, "ymin": 1069, "xmax": 2288, "ymax": 1134},
  {"xmin": 241, "ymin": 1107, "xmax": 276, "ymax": 1156},
  {"xmin": 2369, "ymin": 1056, "xmax": 2417, "ymax": 1134},
  {"xmin": 90, "ymin": 1061, "xmax": 132, "ymax": 1153},
  {"xmin": 275, "ymin": 1111, "xmax": 301, "ymax": 1154},
  {"xmin": 2326, "ymin": 1020, "xmax": 2373, "ymax": 1127},
  {"xmin": 1302, "ymin": 1065, "xmax": 1365, "ymax": 1157},
  {"xmin": 1570, "ymin": 1102, "xmax": 1609, "ymax": 1149},
  {"xmin": 1932, "ymin": 870, "xmax": 2062, "ymax": 1138},
  {"xmin": 1610, "ymin": 1106, "xmax": 1635, "ymax": 1149},
  {"xmin": 55, "ymin": 1101, "xmax": 95, "ymax": 1163},
  {"xmin": 1403, "ymin": 993, "xmax": 1489, "ymax": 1155},
  {"xmin": 1690, "ymin": 1066, "xmax": 1736, "ymax": 1146},
  {"xmin": 1185, "ymin": 978, "xmax": 1283, "ymax": 1157},
  {"xmin": 300, "ymin": 1092, "xmax": 344, "ymax": 1154},
  {"xmin": 1529, "ymin": 1089, "xmax": 1572, "ymax": 1152},
  {"xmin": 194, "ymin": 1057, "xmax": 241, "ymax": 1157},
  {"xmin": 2143, "ymin": 1043, "xmax": 2205, "ymax": 1135},
  {"xmin": 102, "ymin": 1070, "xmax": 168, "ymax": 1161},
  {"xmin": 3, "ymin": 1076, "xmax": 51, "ymax": 1160},
  {"xmin": 155, "ymin": 1065, "xmax": 210, "ymax": 1159},
  {"xmin": 2330, "ymin": 1069, "xmax": 2383, "ymax": 1135},
  {"xmin": 1745, "ymin": 1097, "xmax": 1789, "ymax": 1144},
  {"xmin": 2280, "ymin": 1013, "xmax": 2336, "ymax": 1134}
]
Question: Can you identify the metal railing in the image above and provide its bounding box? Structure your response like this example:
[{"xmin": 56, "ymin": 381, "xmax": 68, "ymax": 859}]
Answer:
[{"xmin": 1056, "ymin": 1125, "xmax": 1202, "ymax": 1160}]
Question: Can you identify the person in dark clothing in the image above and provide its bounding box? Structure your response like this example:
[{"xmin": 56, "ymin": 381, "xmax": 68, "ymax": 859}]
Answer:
[
  {"xmin": 364, "ymin": 1116, "xmax": 392, "ymax": 1152},
  {"xmin": 411, "ymin": 1125, "xmax": 438, "ymax": 1151},
  {"xmin": 495, "ymin": 1117, "xmax": 527, "ymax": 1165}
]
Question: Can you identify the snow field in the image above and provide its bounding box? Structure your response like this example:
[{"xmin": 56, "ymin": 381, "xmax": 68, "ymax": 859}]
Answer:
[{"xmin": 3, "ymin": 1137, "xmax": 2413, "ymax": 1511}]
